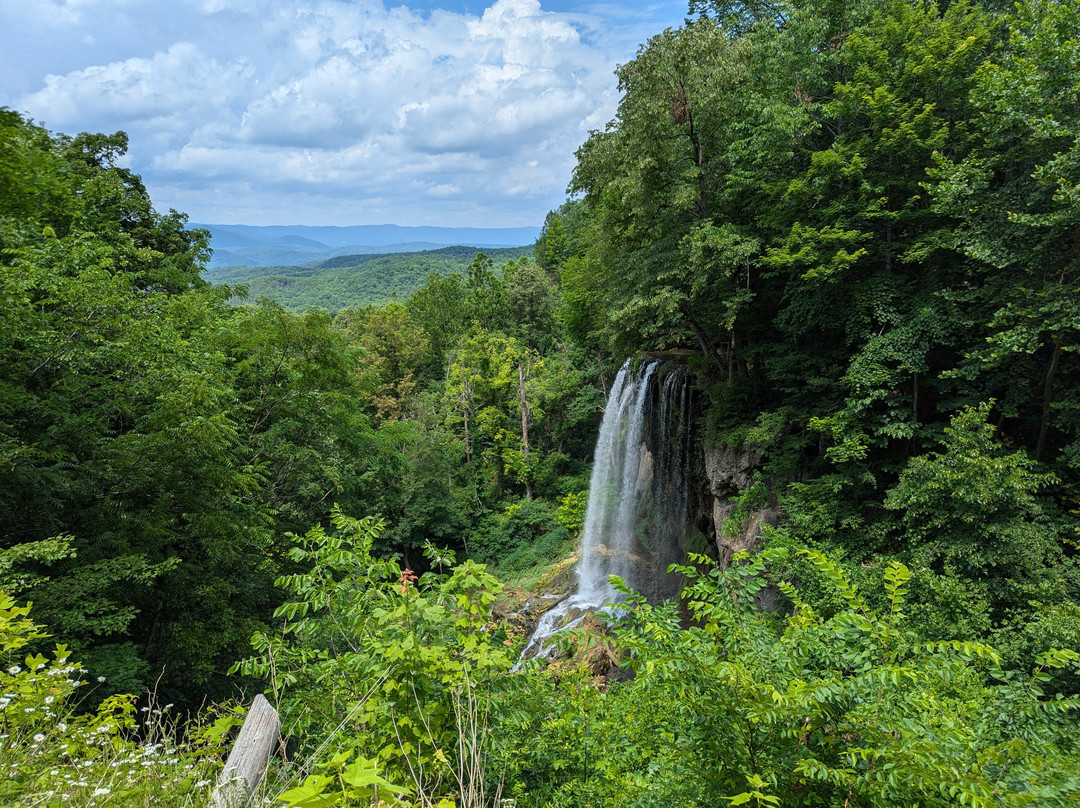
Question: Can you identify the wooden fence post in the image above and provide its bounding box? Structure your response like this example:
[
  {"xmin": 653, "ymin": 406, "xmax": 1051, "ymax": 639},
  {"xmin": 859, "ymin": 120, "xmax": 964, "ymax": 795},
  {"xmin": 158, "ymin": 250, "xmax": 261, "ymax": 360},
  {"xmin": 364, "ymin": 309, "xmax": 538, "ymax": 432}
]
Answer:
[{"xmin": 212, "ymin": 693, "xmax": 281, "ymax": 807}]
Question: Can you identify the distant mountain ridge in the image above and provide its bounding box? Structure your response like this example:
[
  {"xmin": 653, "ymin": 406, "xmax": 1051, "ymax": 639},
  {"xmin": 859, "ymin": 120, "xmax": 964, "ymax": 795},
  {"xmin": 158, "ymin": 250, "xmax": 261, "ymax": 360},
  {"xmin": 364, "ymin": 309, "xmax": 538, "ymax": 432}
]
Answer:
[
  {"xmin": 201, "ymin": 244, "xmax": 533, "ymax": 312},
  {"xmin": 192, "ymin": 223, "xmax": 541, "ymax": 267}
]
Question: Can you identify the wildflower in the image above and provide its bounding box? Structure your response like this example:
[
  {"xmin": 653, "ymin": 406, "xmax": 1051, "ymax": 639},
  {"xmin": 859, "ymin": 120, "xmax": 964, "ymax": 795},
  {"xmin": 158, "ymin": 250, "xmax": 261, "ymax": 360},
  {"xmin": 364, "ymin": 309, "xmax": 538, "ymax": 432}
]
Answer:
[
  {"xmin": 96, "ymin": 676, "xmax": 106, "ymax": 683},
  {"xmin": 34, "ymin": 733, "xmax": 45, "ymax": 742},
  {"xmin": 0, "ymin": 697, "xmax": 10, "ymax": 707},
  {"xmin": 24, "ymin": 707, "xmax": 35, "ymax": 713},
  {"xmin": 93, "ymin": 787, "xmax": 110, "ymax": 796},
  {"xmin": 7, "ymin": 665, "xmax": 20, "ymax": 675},
  {"xmin": 45, "ymin": 695, "xmax": 55, "ymax": 704},
  {"xmin": 58, "ymin": 723, "xmax": 67, "ymax": 732}
]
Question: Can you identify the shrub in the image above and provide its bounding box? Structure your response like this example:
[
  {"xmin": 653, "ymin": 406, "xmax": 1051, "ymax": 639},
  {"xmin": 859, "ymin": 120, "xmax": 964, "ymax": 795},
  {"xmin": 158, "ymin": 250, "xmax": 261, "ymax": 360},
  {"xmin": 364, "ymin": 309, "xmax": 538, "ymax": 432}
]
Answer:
[{"xmin": 0, "ymin": 593, "xmax": 237, "ymax": 807}]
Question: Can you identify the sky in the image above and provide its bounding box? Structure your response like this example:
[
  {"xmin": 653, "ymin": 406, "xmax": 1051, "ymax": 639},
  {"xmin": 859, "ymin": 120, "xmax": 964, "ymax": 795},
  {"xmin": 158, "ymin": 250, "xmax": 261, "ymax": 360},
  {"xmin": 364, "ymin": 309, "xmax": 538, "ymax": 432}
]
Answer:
[{"xmin": 1, "ymin": 0, "xmax": 690, "ymax": 227}]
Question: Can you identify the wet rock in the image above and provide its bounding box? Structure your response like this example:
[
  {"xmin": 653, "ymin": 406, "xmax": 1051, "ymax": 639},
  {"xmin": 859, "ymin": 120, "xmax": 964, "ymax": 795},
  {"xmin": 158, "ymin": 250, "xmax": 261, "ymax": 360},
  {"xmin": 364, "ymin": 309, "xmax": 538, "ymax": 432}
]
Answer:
[
  {"xmin": 543, "ymin": 611, "xmax": 627, "ymax": 685},
  {"xmin": 533, "ymin": 553, "xmax": 579, "ymax": 598},
  {"xmin": 495, "ymin": 554, "xmax": 582, "ymax": 659},
  {"xmin": 636, "ymin": 444, "xmax": 655, "ymax": 492}
]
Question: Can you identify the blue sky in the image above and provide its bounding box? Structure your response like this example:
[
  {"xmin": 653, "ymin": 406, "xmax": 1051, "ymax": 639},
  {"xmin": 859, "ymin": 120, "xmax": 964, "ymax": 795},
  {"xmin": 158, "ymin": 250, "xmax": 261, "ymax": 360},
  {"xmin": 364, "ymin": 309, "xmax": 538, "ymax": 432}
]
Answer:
[{"xmin": 1, "ymin": 0, "xmax": 690, "ymax": 227}]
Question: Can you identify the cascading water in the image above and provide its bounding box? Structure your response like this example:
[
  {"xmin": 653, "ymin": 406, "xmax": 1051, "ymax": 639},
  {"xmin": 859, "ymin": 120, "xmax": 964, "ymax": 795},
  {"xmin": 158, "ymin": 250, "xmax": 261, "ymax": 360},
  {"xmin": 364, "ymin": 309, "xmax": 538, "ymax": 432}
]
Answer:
[
  {"xmin": 576, "ymin": 360, "xmax": 657, "ymax": 605},
  {"xmin": 515, "ymin": 359, "xmax": 693, "ymax": 665}
]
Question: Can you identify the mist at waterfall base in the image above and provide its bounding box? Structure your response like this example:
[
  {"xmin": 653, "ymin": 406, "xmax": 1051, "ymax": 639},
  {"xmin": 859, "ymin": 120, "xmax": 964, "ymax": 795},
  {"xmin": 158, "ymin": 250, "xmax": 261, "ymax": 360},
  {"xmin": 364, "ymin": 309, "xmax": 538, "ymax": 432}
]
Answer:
[{"xmin": 516, "ymin": 359, "xmax": 694, "ymax": 665}]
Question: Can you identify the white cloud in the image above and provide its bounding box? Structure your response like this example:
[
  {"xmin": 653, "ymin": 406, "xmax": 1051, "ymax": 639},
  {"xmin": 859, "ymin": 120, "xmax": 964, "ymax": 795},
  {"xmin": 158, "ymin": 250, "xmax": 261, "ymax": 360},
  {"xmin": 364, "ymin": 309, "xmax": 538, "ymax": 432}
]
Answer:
[
  {"xmin": 3, "ymin": 0, "xmax": 688, "ymax": 226},
  {"xmin": 24, "ymin": 43, "xmax": 252, "ymax": 134}
]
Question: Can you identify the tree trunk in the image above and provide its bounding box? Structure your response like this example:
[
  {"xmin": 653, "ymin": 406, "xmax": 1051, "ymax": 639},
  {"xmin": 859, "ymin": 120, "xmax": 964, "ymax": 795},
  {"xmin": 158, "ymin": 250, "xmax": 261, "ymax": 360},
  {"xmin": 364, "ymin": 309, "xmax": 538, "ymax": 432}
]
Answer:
[
  {"xmin": 1036, "ymin": 335, "xmax": 1063, "ymax": 462},
  {"xmin": 685, "ymin": 311, "xmax": 725, "ymax": 377},
  {"xmin": 462, "ymin": 406, "xmax": 472, "ymax": 465}
]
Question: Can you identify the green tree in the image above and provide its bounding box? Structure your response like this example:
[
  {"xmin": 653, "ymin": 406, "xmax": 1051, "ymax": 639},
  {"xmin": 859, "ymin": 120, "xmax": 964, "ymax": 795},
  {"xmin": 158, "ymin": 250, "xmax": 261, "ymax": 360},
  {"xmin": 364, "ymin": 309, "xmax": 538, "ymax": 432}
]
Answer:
[
  {"xmin": 334, "ymin": 301, "xmax": 432, "ymax": 422},
  {"xmin": 500, "ymin": 550, "xmax": 1080, "ymax": 807},
  {"xmin": 406, "ymin": 270, "xmax": 468, "ymax": 375},
  {"xmin": 885, "ymin": 403, "xmax": 1072, "ymax": 615},
  {"xmin": 928, "ymin": 0, "xmax": 1080, "ymax": 466}
]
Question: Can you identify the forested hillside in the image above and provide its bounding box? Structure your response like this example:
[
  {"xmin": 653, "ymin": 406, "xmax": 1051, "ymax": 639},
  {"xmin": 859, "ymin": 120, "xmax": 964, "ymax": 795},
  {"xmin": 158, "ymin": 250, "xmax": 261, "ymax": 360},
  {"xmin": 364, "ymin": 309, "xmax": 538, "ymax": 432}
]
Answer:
[
  {"xmin": 197, "ymin": 223, "xmax": 541, "ymax": 267},
  {"xmin": 2, "ymin": 0, "xmax": 1080, "ymax": 806},
  {"xmin": 203, "ymin": 245, "xmax": 533, "ymax": 312}
]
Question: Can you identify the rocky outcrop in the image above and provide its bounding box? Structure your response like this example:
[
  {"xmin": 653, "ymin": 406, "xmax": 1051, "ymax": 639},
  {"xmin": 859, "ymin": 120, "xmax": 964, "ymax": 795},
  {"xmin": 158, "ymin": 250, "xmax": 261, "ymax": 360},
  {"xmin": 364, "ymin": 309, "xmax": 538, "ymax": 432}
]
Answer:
[
  {"xmin": 703, "ymin": 443, "xmax": 764, "ymax": 499},
  {"xmin": 716, "ymin": 504, "xmax": 781, "ymax": 568},
  {"xmin": 702, "ymin": 443, "xmax": 776, "ymax": 569},
  {"xmin": 493, "ymin": 554, "xmax": 578, "ymax": 641}
]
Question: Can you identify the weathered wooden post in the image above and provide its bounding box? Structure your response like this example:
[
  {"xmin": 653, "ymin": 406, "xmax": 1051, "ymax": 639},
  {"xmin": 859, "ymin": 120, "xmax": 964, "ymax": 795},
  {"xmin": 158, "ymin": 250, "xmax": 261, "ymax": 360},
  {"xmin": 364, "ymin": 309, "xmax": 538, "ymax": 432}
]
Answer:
[{"xmin": 212, "ymin": 693, "xmax": 281, "ymax": 807}]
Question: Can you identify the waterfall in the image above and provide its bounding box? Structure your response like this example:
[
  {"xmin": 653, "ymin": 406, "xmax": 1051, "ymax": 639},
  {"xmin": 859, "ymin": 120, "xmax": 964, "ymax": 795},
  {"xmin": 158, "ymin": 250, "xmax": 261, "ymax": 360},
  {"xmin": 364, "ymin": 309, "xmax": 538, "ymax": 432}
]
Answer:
[
  {"xmin": 576, "ymin": 360, "xmax": 657, "ymax": 604},
  {"xmin": 515, "ymin": 359, "xmax": 693, "ymax": 665}
]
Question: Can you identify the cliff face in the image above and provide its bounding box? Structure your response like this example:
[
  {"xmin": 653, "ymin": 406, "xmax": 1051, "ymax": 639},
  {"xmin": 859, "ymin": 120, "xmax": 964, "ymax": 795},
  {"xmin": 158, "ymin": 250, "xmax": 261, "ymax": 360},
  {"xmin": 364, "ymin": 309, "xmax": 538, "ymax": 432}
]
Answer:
[{"xmin": 701, "ymin": 443, "xmax": 778, "ymax": 569}]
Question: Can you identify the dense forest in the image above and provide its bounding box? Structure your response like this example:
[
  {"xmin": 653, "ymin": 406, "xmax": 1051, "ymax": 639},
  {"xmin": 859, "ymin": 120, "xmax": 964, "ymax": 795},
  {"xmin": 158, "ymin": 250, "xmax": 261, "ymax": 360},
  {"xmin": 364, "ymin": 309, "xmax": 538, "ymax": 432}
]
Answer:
[{"xmin": 2, "ymin": 0, "xmax": 1080, "ymax": 806}]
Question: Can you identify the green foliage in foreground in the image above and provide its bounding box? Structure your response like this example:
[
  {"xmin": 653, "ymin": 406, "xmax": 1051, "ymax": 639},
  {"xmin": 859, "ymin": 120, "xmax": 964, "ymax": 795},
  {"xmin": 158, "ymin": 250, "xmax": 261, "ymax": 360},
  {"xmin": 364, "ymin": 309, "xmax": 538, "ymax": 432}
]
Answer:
[
  {"xmin": 0, "ymin": 593, "xmax": 237, "ymax": 807},
  {"xmin": 234, "ymin": 509, "xmax": 513, "ymax": 807},
  {"xmin": 221, "ymin": 511, "xmax": 1080, "ymax": 808},
  {"xmin": 6, "ymin": 509, "xmax": 1080, "ymax": 808},
  {"xmin": 497, "ymin": 549, "xmax": 1080, "ymax": 808}
]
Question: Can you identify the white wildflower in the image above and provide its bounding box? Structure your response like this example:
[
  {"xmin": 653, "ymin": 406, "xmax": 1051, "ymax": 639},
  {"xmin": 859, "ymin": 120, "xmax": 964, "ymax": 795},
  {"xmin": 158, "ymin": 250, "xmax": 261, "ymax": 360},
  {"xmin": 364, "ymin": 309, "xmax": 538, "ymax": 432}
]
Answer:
[{"xmin": 7, "ymin": 665, "xmax": 20, "ymax": 675}]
